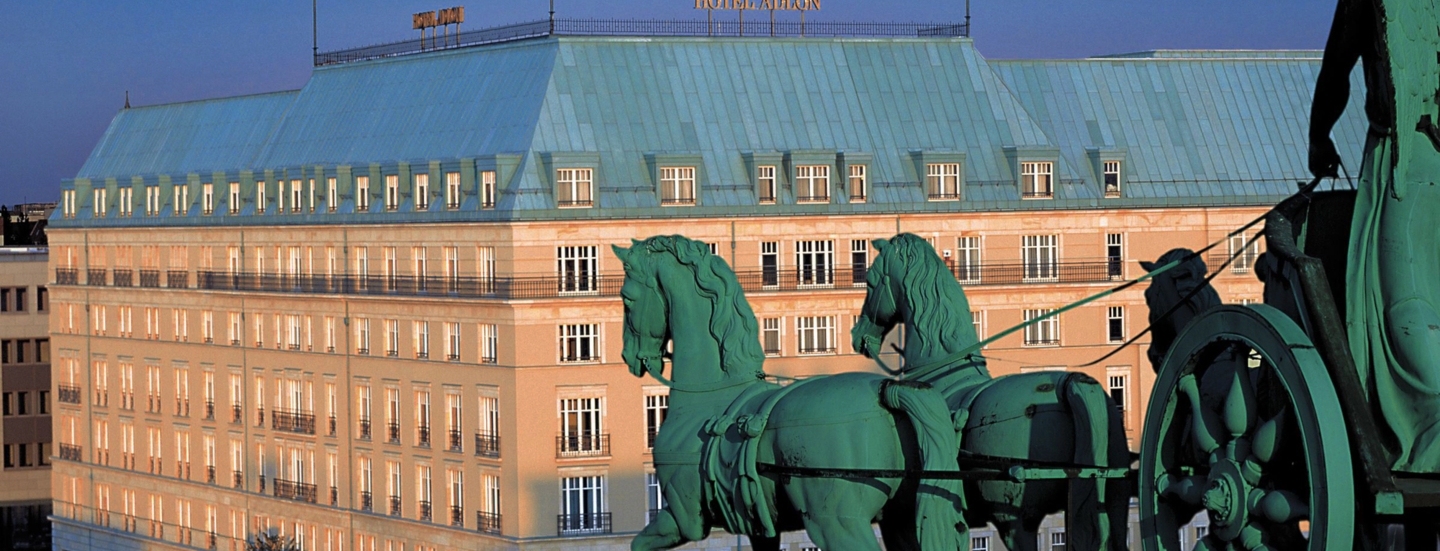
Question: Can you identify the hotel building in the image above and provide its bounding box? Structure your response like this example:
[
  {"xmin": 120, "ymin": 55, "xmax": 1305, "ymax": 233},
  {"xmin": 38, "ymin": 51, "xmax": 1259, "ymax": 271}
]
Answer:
[{"xmin": 46, "ymin": 21, "xmax": 1364, "ymax": 551}]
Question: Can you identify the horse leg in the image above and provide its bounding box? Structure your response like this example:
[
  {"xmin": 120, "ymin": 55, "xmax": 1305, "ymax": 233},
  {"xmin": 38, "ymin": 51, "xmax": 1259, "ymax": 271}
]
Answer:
[
  {"xmin": 631, "ymin": 508, "xmax": 688, "ymax": 551},
  {"xmin": 787, "ymin": 479, "xmax": 886, "ymax": 551},
  {"xmin": 1000, "ymin": 520, "xmax": 1039, "ymax": 551},
  {"xmin": 1106, "ymin": 408, "xmax": 1132, "ymax": 551},
  {"xmin": 1062, "ymin": 373, "xmax": 1116, "ymax": 551},
  {"xmin": 878, "ymin": 502, "xmax": 921, "ymax": 551},
  {"xmin": 749, "ymin": 533, "xmax": 782, "ymax": 551}
]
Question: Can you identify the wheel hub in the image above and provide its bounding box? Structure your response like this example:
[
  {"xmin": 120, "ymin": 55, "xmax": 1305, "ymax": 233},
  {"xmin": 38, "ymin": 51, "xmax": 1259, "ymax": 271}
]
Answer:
[{"xmin": 1204, "ymin": 457, "xmax": 1249, "ymax": 540}]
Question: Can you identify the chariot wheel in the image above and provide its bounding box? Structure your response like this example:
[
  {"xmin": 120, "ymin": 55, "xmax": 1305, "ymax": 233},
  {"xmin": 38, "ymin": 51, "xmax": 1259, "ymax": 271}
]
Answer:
[{"xmin": 1139, "ymin": 304, "xmax": 1354, "ymax": 551}]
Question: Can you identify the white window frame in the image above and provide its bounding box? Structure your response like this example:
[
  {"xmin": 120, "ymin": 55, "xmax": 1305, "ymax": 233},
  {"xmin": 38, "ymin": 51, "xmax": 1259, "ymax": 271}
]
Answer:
[
  {"xmin": 228, "ymin": 183, "xmax": 240, "ymax": 214},
  {"xmin": 1021, "ymin": 235, "xmax": 1059, "ymax": 282},
  {"xmin": 445, "ymin": 172, "xmax": 461, "ymax": 210},
  {"xmin": 926, "ymin": 163, "xmax": 961, "ymax": 200},
  {"xmin": 956, "ymin": 236, "xmax": 982, "ymax": 284},
  {"xmin": 384, "ymin": 175, "xmax": 399, "ymax": 211},
  {"xmin": 1107, "ymin": 306, "xmax": 1126, "ymax": 343},
  {"xmin": 202, "ymin": 184, "xmax": 214, "ymax": 215},
  {"xmin": 794, "ymin": 165, "xmax": 830, "ymax": 203},
  {"xmin": 848, "ymin": 164, "xmax": 867, "ymax": 202},
  {"xmin": 559, "ymin": 475, "xmax": 607, "ymax": 533},
  {"xmin": 559, "ymin": 324, "xmax": 599, "ymax": 364},
  {"xmin": 795, "ymin": 240, "xmax": 834, "ymax": 288},
  {"xmin": 326, "ymin": 177, "xmax": 337, "ymax": 212},
  {"xmin": 556, "ymin": 168, "xmax": 594, "ymax": 208},
  {"xmin": 1021, "ymin": 161, "xmax": 1054, "ymax": 199},
  {"xmin": 481, "ymin": 171, "xmax": 497, "ymax": 209},
  {"xmin": 558, "ymin": 396, "xmax": 604, "ymax": 455},
  {"xmin": 1103, "ymin": 160, "xmax": 1122, "ymax": 198},
  {"xmin": 414, "ymin": 173, "xmax": 430, "ymax": 211},
  {"xmin": 1023, "ymin": 309, "xmax": 1060, "ymax": 347},
  {"xmin": 1229, "ymin": 234, "xmax": 1259, "ymax": 274},
  {"xmin": 557, "ymin": 246, "xmax": 599, "ymax": 295},
  {"xmin": 479, "ymin": 324, "xmax": 498, "ymax": 364},
  {"xmin": 355, "ymin": 176, "xmax": 370, "ymax": 211},
  {"xmin": 659, "ymin": 166, "xmax": 696, "ymax": 206},
  {"xmin": 255, "ymin": 182, "xmax": 266, "ymax": 214},
  {"xmin": 757, "ymin": 165, "xmax": 777, "ymax": 204},
  {"xmin": 796, "ymin": 315, "xmax": 836, "ymax": 355}
]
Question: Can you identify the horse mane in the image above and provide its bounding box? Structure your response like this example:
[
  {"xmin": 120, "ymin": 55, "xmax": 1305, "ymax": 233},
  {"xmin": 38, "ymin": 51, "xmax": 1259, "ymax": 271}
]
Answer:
[
  {"xmin": 882, "ymin": 233, "xmax": 979, "ymax": 359},
  {"xmin": 644, "ymin": 236, "xmax": 765, "ymax": 378},
  {"xmin": 1143, "ymin": 248, "xmax": 1222, "ymax": 371}
]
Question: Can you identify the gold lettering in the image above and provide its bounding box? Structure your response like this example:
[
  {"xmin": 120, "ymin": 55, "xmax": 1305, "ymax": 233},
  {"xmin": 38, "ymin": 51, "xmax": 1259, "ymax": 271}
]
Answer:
[
  {"xmin": 776, "ymin": 0, "xmax": 789, "ymax": 9},
  {"xmin": 744, "ymin": 0, "xmax": 756, "ymax": 8},
  {"xmin": 808, "ymin": 0, "xmax": 819, "ymax": 9},
  {"xmin": 760, "ymin": 0, "xmax": 774, "ymax": 9}
]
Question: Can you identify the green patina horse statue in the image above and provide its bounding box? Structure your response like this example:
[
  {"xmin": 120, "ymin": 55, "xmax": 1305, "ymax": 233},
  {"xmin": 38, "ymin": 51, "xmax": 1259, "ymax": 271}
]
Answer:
[
  {"xmin": 617, "ymin": 235, "xmax": 968, "ymax": 551},
  {"xmin": 851, "ymin": 233, "xmax": 1130, "ymax": 551}
]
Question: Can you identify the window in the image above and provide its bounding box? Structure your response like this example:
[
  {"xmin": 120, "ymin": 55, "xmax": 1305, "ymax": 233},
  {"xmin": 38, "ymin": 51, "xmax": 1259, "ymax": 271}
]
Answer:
[
  {"xmin": 1230, "ymin": 234, "xmax": 1260, "ymax": 274},
  {"xmin": 795, "ymin": 240, "xmax": 834, "ymax": 287},
  {"xmin": 794, "ymin": 165, "xmax": 830, "ymax": 203},
  {"xmin": 559, "ymin": 475, "xmax": 607, "ymax": 534},
  {"xmin": 927, "ymin": 163, "xmax": 961, "ymax": 200},
  {"xmin": 1021, "ymin": 161, "xmax": 1054, "ymax": 199},
  {"xmin": 387, "ymin": 461, "xmax": 402, "ymax": 515},
  {"xmin": 659, "ymin": 167, "xmax": 696, "ymax": 205},
  {"xmin": 644, "ymin": 393, "xmax": 667, "ymax": 449},
  {"xmin": 956, "ymin": 236, "xmax": 982, "ymax": 284},
  {"xmin": 479, "ymin": 324, "xmax": 498, "ymax": 364},
  {"xmin": 559, "ymin": 397, "xmax": 604, "ymax": 455},
  {"xmin": 849, "ymin": 239, "xmax": 868, "ymax": 286},
  {"xmin": 1103, "ymin": 160, "xmax": 1122, "ymax": 197},
  {"xmin": 255, "ymin": 182, "xmax": 267, "ymax": 214},
  {"xmin": 557, "ymin": 246, "xmax": 598, "ymax": 294},
  {"xmin": 1108, "ymin": 370, "xmax": 1128, "ymax": 413},
  {"xmin": 972, "ymin": 310, "xmax": 985, "ymax": 340},
  {"xmin": 477, "ymin": 393, "xmax": 500, "ymax": 458},
  {"xmin": 559, "ymin": 324, "xmax": 599, "ymax": 363},
  {"xmin": 384, "ymin": 175, "xmax": 399, "ymax": 211},
  {"xmin": 355, "ymin": 176, "xmax": 370, "ymax": 211},
  {"xmin": 307, "ymin": 178, "xmax": 316, "ymax": 213},
  {"xmin": 95, "ymin": 187, "xmax": 108, "ymax": 216},
  {"xmin": 384, "ymin": 319, "xmax": 399, "ymax": 357},
  {"xmin": 289, "ymin": 180, "xmax": 302, "ymax": 213},
  {"xmin": 1050, "ymin": 529, "xmax": 1066, "ymax": 551},
  {"xmin": 1022, "ymin": 235, "xmax": 1059, "ymax": 282},
  {"xmin": 761, "ymin": 318, "xmax": 781, "ymax": 356},
  {"xmin": 414, "ymin": 321, "xmax": 430, "ymax": 359},
  {"xmin": 145, "ymin": 186, "xmax": 159, "ymax": 216},
  {"xmin": 356, "ymin": 384, "xmax": 372, "ymax": 439},
  {"xmin": 1023, "ymin": 309, "xmax": 1060, "ymax": 346},
  {"xmin": 557, "ymin": 168, "xmax": 593, "ymax": 208},
  {"xmin": 481, "ymin": 171, "xmax": 497, "ymax": 209},
  {"xmin": 757, "ymin": 165, "xmax": 777, "ymax": 204},
  {"xmin": 444, "ymin": 172, "xmax": 461, "ymax": 210},
  {"xmin": 414, "ymin": 173, "xmax": 430, "ymax": 210},
  {"xmin": 1107, "ymin": 306, "xmax": 1125, "ymax": 343},
  {"xmin": 175, "ymin": 184, "xmax": 189, "ymax": 215},
  {"xmin": 385, "ymin": 388, "xmax": 401, "ymax": 443},
  {"xmin": 848, "ymin": 164, "xmax": 867, "ymax": 202},
  {"xmin": 1107, "ymin": 233, "xmax": 1124, "ymax": 279},
  {"xmin": 201, "ymin": 184, "xmax": 214, "ymax": 215},
  {"xmin": 444, "ymin": 322, "xmax": 461, "ymax": 361},
  {"xmin": 355, "ymin": 318, "xmax": 370, "ymax": 355},
  {"xmin": 119, "ymin": 187, "xmax": 133, "ymax": 216},
  {"xmin": 63, "ymin": 189, "xmax": 76, "ymax": 217},
  {"xmin": 228, "ymin": 183, "xmax": 240, "ymax": 214},
  {"xmin": 447, "ymin": 468, "xmax": 464, "ymax": 524},
  {"xmin": 325, "ymin": 316, "xmax": 336, "ymax": 352},
  {"xmin": 477, "ymin": 246, "xmax": 496, "ymax": 293},
  {"xmin": 646, "ymin": 472, "xmax": 667, "ymax": 519},
  {"xmin": 760, "ymin": 242, "xmax": 779, "ymax": 288},
  {"xmin": 415, "ymin": 390, "xmax": 431, "ymax": 446},
  {"xmin": 326, "ymin": 177, "xmax": 337, "ymax": 212},
  {"xmin": 796, "ymin": 316, "xmax": 836, "ymax": 354},
  {"xmin": 227, "ymin": 312, "xmax": 240, "ymax": 345}
]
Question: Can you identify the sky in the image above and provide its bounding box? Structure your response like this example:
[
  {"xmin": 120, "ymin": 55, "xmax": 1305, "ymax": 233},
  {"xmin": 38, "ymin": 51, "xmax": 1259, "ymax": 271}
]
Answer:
[{"xmin": 0, "ymin": 0, "xmax": 1336, "ymax": 205}]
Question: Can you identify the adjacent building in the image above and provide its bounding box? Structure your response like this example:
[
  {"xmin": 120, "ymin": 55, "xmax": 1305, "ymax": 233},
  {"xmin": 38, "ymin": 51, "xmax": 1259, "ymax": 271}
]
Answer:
[
  {"xmin": 46, "ymin": 22, "xmax": 1364, "ymax": 551},
  {"xmin": 0, "ymin": 243, "xmax": 53, "ymax": 550}
]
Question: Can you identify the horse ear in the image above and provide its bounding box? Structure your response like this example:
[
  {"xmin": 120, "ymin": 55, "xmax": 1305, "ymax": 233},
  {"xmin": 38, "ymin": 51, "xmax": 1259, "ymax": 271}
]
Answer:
[
  {"xmin": 631, "ymin": 238, "xmax": 644, "ymax": 246},
  {"xmin": 1139, "ymin": 261, "xmax": 1156, "ymax": 272},
  {"xmin": 611, "ymin": 245, "xmax": 629, "ymax": 263},
  {"xmin": 872, "ymin": 238, "xmax": 889, "ymax": 252}
]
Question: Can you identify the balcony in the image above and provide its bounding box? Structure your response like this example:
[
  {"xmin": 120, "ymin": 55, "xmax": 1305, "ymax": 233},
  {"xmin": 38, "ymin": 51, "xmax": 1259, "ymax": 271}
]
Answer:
[
  {"xmin": 112, "ymin": 268, "xmax": 133, "ymax": 287},
  {"xmin": 358, "ymin": 418, "xmax": 372, "ymax": 440},
  {"xmin": 87, "ymin": 268, "xmax": 107, "ymax": 286},
  {"xmin": 387, "ymin": 421, "xmax": 401, "ymax": 443},
  {"xmin": 389, "ymin": 495, "xmax": 402, "ymax": 516},
  {"xmin": 418, "ymin": 500, "xmax": 433, "ymax": 522},
  {"xmin": 417, "ymin": 425, "xmax": 431, "ymax": 447},
  {"xmin": 58, "ymin": 384, "xmax": 82, "ymax": 404},
  {"xmin": 138, "ymin": 269, "xmax": 161, "ymax": 288},
  {"xmin": 175, "ymin": 398, "xmax": 189, "ymax": 417},
  {"xmin": 231, "ymin": 404, "xmax": 242, "ymax": 423},
  {"xmin": 204, "ymin": 400, "xmax": 215, "ymax": 420},
  {"xmin": 273, "ymin": 479, "xmax": 318, "ymax": 503},
  {"xmin": 475, "ymin": 431, "xmax": 501, "ymax": 459},
  {"xmin": 328, "ymin": 415, "xmax": 337, "ymax": 436},
  {"xmin": 166, "ymin": 270, "xmax": 189, "ymax": 289},
  {"xmin": 558, "ymin": 512, "xmax": 612, "ymax": 536},
  {"xmin": 206, "ymin": 465, "xmax": 216, "ymax": 484},
  {"xmin": 271, "ymin": 409, "xmax": 316, "ymax": 434},
  {"xmin": 256, "ymin": 406, "xmax": 265, "ymax": 427},
  {"xmin": 259, "ymin": 474, "xmax": 266, "ymax": 493},
  {"xmin": 55, "ymin": 268, "xmax": 78, "ymax": 285},
  {"xmin": 359, "ymin": 490, "xmax": 373, "ymax": 512},
  {"xmin": 121, "ymin": 392, "xmax": 134, "ymax": 410},
  {"xmin": 477, "ymin": 511, "xmax": 502, "ymax": 534},
  {"xmin": 59, "ymin": 443, "xmax": 83, "ymax": 462},
  {"xmin": 233, "ymin": 470, "xmax": 244, "ymax": 489},
  {"xmin": 447, "ymin": 429, "xmax": 463, "ymax": 452},
  {"xmin": 331, "ymin": 486, "xmax": 338, "ymax": 506},
  {"xmin": 450, "ymin": 505, "xmax": 465, "ymax": 526},
  {"xmin": 556, "ymin": 433, "xmax": 610, "ymax": 458}
]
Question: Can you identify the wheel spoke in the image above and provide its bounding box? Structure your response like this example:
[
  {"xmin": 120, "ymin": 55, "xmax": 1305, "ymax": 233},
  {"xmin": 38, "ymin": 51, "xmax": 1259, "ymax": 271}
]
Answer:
[
  {"xmin": 1251, "ymin": 413, "xmax": 1286, "ymax": 464},
  {"xmin": 1158, "ymin": 473, "xmax": 1206, "ymax": 506},
  {"xmin": 1180, "ymin": 375, "xmax": 1225, "ymax": 454},
  {"xmin": 1223, "ymin": 364, "xmax": 1257, "ymax": 439},
  {"xmin": 1237, "ymin": 523, "xmax": 1274, "ymax": 551},
  {"xmin": 1250, "ymin": 489, "xmax": 1309, "ymax": 524}
]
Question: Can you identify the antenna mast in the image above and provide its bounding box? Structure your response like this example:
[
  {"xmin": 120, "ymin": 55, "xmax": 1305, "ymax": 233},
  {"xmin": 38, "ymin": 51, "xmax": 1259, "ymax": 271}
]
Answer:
[
  {"xmin": 312, "ymin": 0, "xmax": 318, "ymax": 64},
  {"xmin": 965, "ymin": 0, "xmax": 971, "ymax": 35}
]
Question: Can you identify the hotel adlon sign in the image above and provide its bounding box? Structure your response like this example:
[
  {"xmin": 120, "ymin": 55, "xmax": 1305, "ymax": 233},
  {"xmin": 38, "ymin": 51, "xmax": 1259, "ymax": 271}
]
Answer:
[{"xmin": 695, "ymin": 0, "xmax": 821, "ymax": 10}]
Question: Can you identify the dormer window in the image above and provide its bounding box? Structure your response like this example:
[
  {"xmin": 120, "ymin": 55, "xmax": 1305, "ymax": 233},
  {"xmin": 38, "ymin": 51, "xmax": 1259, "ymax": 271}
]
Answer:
[
  {"xmin": 94, "ymin": 188, "xmax": 108, "ymax": 216},
  {"xmin": 326, "ymin": 178, "xmax": 337, "ymax": 212},
  {"xmin": 414, "ymin": 173, "xmax": 430, "ymax": 211},
  {"xmin": 356, "ymin": 176, "xmax": 371, "ymax": 211},
  {"xmin": 202, "ymin": 184, "xmax": 214, "ymax": 215},
  {"xmin": 1021, "ymin": 162, "xmax": 1054, "ymax": 199},
  {"xmin": 256, "ymin": 182, "xmax": 267, "ymax": 214},
  {"xmin": 289, "ymin": 180, "xmax": 302, "ymax": 213},
  {"xmin": 848, "ymin": 165, "xmax": 868, "ymax": 202},
  {"xmin": 228, "ymin": 183, "xmax": 240, "ymax": 214},
  {"xmin": 659, "ymin": 167, "xmax": 696, "ymax": 206},
  {"xmin": 927, "ymin": 163, "xmax": 961, "ymax": 201},
  {"xmin": 757, "ymin": 166, "xmax": 777, "ymax": 204},
  {"xmin": 445, "ymin": 172, "xmax": 460, "ymax": 210},
  {"xmin": 62, "ymin": 190, "xmax": 76, "ymax": 218},
  {"xmin": 384, "ymin": 175, "xmax": 399, "ymax": 211},
  {"xmin": 146, "ymin": 186, "xmax": 160, "ymax": 216},
  {"xmin": 1103, "ymin": 161, "xmax": 1122, "ymax": 198},
  {"xmin": 175, "ymin": 184, "xmax": 189, "ymax": 216},
  {"xmin": 795, "ymin": 165, "xmax": 830, "ymax": 203},
  {"xmin": 119, "ymin": 187, "xmax": 133, "ymax": 217},
  {"xmin": 556, "ymin": 168, "xmax": 593, "ymax": 208}
]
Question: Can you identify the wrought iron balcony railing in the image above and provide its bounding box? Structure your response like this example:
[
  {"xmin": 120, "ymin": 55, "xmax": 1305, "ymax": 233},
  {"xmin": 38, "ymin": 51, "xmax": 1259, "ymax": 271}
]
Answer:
[
  {"xmin": 556, "ymin": 433, "xmax": 610, "ymax": 458},
  {"xmin": 557, "ymin": 512, "xmax": 612, "ymax": 535},
  {"xmin": 233, "ymin": 470, "xmax": 244, "ymax": 489},
  {"xmin": 58, "ymin": 384, "xmax": 82, "ymax": 404},
  {"xmin": 418, "ymin": 500, "xmax": 433, "ymax": 522},
  {"xmin": 448, "ymin": 429, "xmax": 463, "ymax": 452},
  {"xmin": 475, "ymin": 431, "xmax": 501, "ymax": 459},
  {"xmin": 231, "ymin": 404, "xmax": 243, "ymax": 423},
  {"xmin": 273, "ymin": 479, "xmax": 318, "ymax": 503},
  {"xmin": 87, "ymin": 268, "xmax": 108, "ymax": 286},
  {"xmin": 477, "ymin": 511, "xmax": 502, "ymax": 534},
  {"xmin": 138, "ymin": 269, "xmax": 161, "ymax": 288},
  {"xmin": 330, "ymin": 486, "xmax": 338, "ymax": 506},
  {"xmin": 55, "ymin": 268, "xmax": 78, "ymax": 285},
  {"xmin": 359, "ymin": 490, "xmax": 373, "ymax": 512},
  {"xmin": 389, "ymin": 495, "xmax": 402, "ymax": 516},
  {"xmin": 166, "ymin": 270, "xmax": 189, "ymax": 289},
  {"xmin": 59, "ymin": 443, "xmax": 83, "ymax": 462},
  {"xmin": 328, "ymin": 415, "xmax": 337, "ymax": 436},
  {"xmin": 449, "ymin": 505, "xmax": 465, "ymax": 526},
  {"xmin": 204, "ymin": 400, "xmax": 214, "ymax": 420},
  {"xmin": 387, "ymin": 421, "xmax": 401, "ymax": 443},
  {"xmin": 271, "ymin": 409, "xmax": 316, "ymax": 434},
  {"xmin": 113, "ymin": 268, "xmax": 133, "ymax": 287},
  {"xmin": 358, "ymin": 418, "xmax": 372, "ymax": 440},
  {"xmin": 206, "ymin": 465, "xmax": 216, "ymax": 484},
  {"xmin": 417, "ymin": 425, "xmax": 431, "ymax": 447}
]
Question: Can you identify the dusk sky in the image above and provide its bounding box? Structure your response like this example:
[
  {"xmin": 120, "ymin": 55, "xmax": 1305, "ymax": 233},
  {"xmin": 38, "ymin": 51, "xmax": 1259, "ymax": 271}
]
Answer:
[{"xmin": 0, "ymin": 0, "xmax": 1335, "ymax": 205}]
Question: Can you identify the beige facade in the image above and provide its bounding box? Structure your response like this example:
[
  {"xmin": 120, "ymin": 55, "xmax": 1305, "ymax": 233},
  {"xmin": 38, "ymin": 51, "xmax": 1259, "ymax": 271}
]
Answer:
[
  {"xmin": 0, "ymin": 248, "xmax": 54, "ymax": 549},
  {"xmin": 45, "ymin": 206, "xmax": 1262, "ymax": 550}
]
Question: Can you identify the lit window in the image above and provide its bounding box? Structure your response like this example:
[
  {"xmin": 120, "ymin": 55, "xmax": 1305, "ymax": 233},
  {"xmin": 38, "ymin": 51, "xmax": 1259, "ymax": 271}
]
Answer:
[
  {"xmin": 757, "ymin": 165, "xmax": 777, "ymax": 204},
  {"xmin": 1021, "ymin": 161, "xmax": 1054, "ymax": 199},
  {"xmin": 385, "ymin": 175, "xmax": 399, "ymax": 211},
  {"xmin": 927, "ymin": 163, "xmax": 961, "ymax": 200},
  {"xmin": 848, "ymin": 164, "xmax": 867, "ymax": 202},
  {"xmin": 1023, "ymin": 309, "xmax": 1059, "ymax": 346},
  {"xmin": 174, "ymin": 184, "xmax": 189, "ymax": 216},
  {"xmin": 556, "ymin": 168, "xmax": 593, "ymax": 208},
  {"xmin": 355, "ymin": 176, "xmax": 370, "ymax": 211},
  {"xmin": 255, "ymin": 182, "xmax": 266, "ymax": 214},
  {"xmin": 559, "ymin": 324, "xmax": 599, "ymax": 363},
  {"xmin": 444, "ymin": 172, "xmax": 460, "ymax": 210},
  {"xmin": 414, "ymin": 173, "xmax": 430, "ymax": 211},
  {"xmin": 794, "ymin": 165, "xmax": 830, "ymax": 203},
  {"xmin": 796, "ymin": 316, "xmax": 836, "ymax": 354},
  {"xmin": 1021, "ymin": 235, "xmax": 1058, "ymax": 282},
  {"xmin": 326, "ymin": 177, "xmax": 337, "ymax": 212},
  {"xmin": 119, "ymin": 187, "xmax": 133, "ymax": 216},
  {"xmin": 481, "ymin": 171, "xmax": 497, "ymax": 209},
  {"xmin": 95, "ymin": 187, "xmax": 109, "ymax": 217},
  {"xmin": 202, "ymin": 184, "xmax": 214, "ymax": 215},
  {"xmin": 659, "ymin": 167, "xmax": 696, "ymax": 206},
  {"xmin": 1103, "ymin": 161, "xmax": 1122, "ymax": 198}
]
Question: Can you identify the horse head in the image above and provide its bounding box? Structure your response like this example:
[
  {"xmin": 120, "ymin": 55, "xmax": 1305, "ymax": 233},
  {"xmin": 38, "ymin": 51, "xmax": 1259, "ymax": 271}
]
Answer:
[
  {"xmin": 1141, "ymin": 248, "xmax": 1223, "ymax": 373},
  {"xmin": 615, "ymin": 235, "xmax": 766, "ymax": 388},
  {"xmin": 853, "ymin": 233, "xmax": 981, "ymax": 373}
]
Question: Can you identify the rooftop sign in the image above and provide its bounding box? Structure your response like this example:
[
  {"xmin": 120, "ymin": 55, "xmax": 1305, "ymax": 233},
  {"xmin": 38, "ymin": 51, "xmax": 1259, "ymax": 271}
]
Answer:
[
  {"xmin": 694, "ymin": 0, "xmax": 820, "ymax": 10},
  {"xmin": 414, "ymin": 7, "xmax": 465, "ymax": 29}
]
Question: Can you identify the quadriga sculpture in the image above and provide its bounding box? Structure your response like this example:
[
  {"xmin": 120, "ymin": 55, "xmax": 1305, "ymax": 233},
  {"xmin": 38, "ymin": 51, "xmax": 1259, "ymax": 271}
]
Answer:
[
  {"xmin": 852, "ymin": 234, "xmax": 1129, "ymax": 551},
  {"xmin": 616, "ymin": 233, "xmax": 1127, "ymax": 551}
]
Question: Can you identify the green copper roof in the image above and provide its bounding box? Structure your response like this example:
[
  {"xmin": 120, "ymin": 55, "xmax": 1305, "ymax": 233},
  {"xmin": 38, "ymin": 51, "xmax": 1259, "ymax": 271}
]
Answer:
[{"xmin": 56, "ymin": 35, "xmax": 1369, "ymax": 228}]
